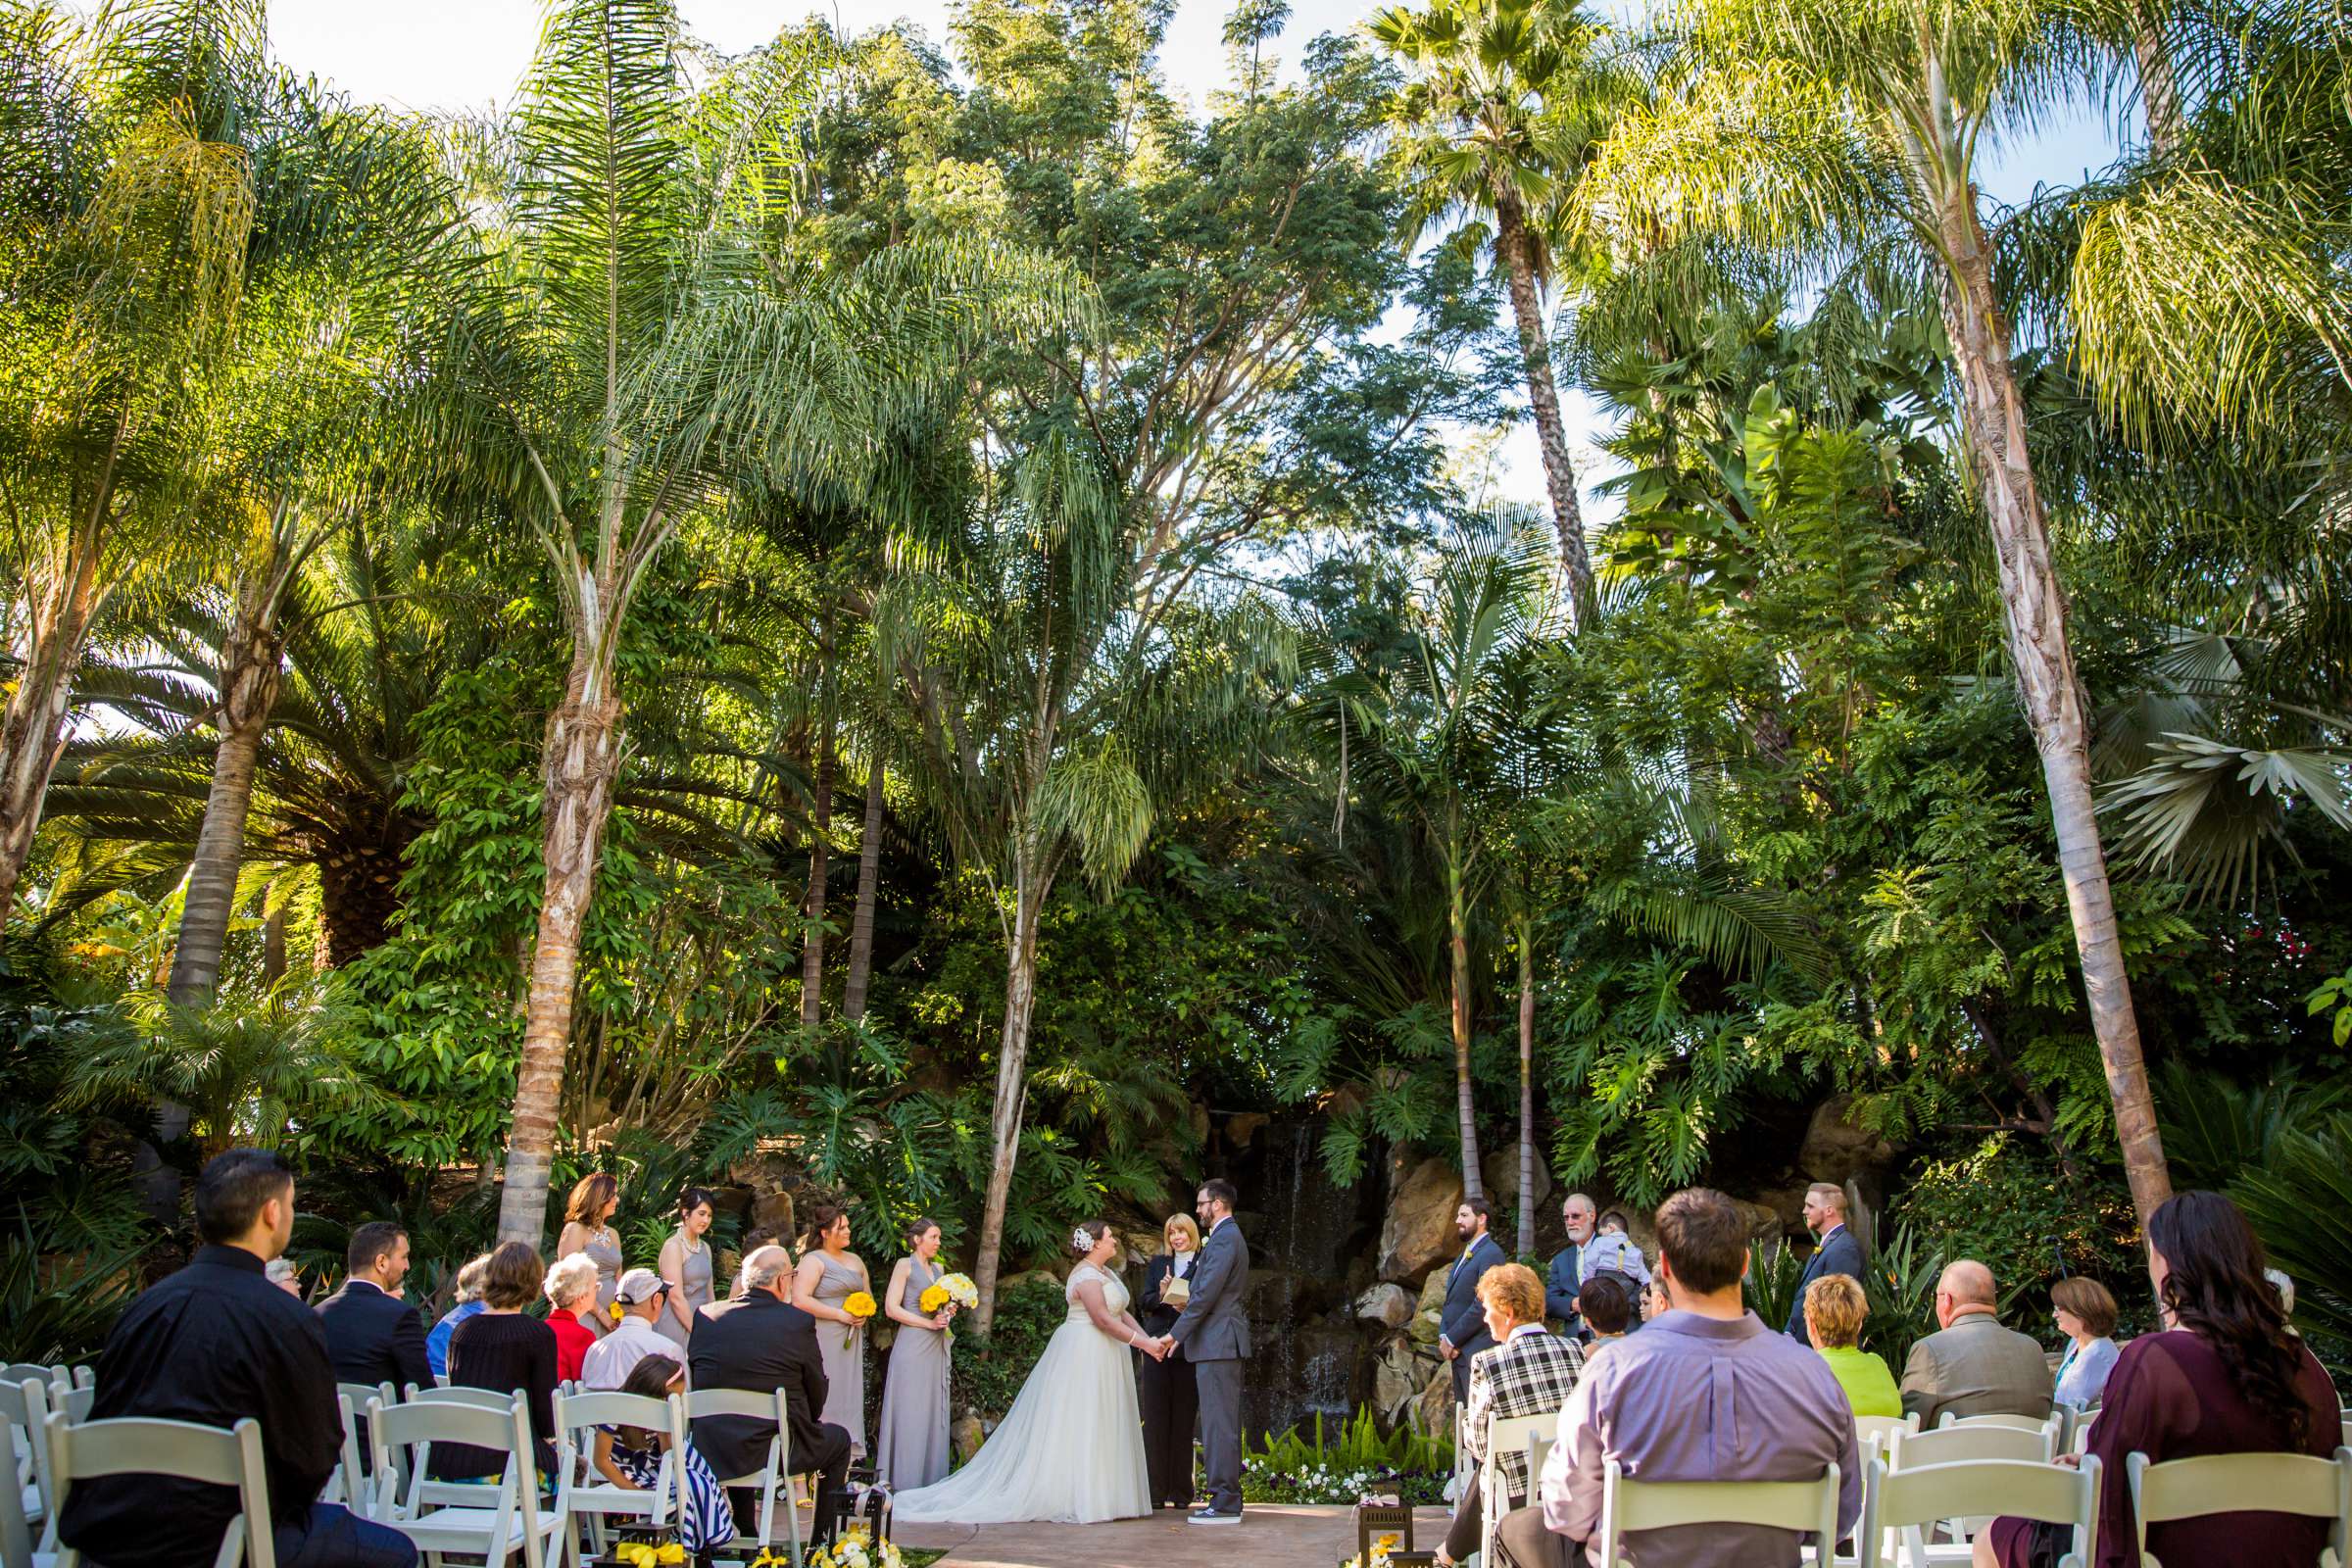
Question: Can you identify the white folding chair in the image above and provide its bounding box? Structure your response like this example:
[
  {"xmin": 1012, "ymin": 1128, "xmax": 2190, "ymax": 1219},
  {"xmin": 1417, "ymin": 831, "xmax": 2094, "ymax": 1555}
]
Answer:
[
  {"xmin": 1862, "ymin": 1455, "xmax": 2099, "ymax": 1568},
  {"xmin": 1857, "ymin": 1415, "xmax": 1921, "ymax": 1465},
  {"xmin": 1937, "ymin": 1411, "xmax": 2063, "ymax": 1448},
  {"xmin": 45, "ymin": 1392, "xmax": 88, "ymax": 1428},
  {"xmin": 54, "ymin": 1375, "xmax": 88, "ymax": 1397},
  {"xmin": 2, "ymin": 1377, "xmax": 56, "ymax": 1539},
  {"xmin": 554, "ymin": 1389, "xmax": 680, "ymax": 1564},
  {"xmin": 1889, "ymin": 1423, "xmax": 2055, "ymax": 1470},
  {"xmin": 683, "ymin": 1388, "xmax": 802, "ymax": 1567},
  {"xmin": 328, "ymin": 1382, "xmax": 398, "ymax": 1507},
  {"xmin": 1594, "ymin": 1457, "xmax": 1842, "ymax": 1568},
  {"xmin": 405, "ymin": 1383, "xmax": 520, "ymax": 1411},
  {"xmin": 2067, "ymin": 1408, "xmax": 2099, "ymax": 1458},
  {"xmin": 0, "ymin": 1427, "xmax": 35, "ymax": 1568},
  {"xmin": 0, "ymin": 1371, "xmax": 55, "ymax": 1396},
  {"xmin": 2128, "ymin": 1445, "xmax": 2352, "ymax": 1568},
  {"xmin": 43, "ymin": 1413, "xmax": 274, "ymax": 1568},
  {"xmin": 365, "ymin": 1396, "xmax": 564, "ymax": 1568},
  {"xmin": 1480, "ymin": 1411, "xmax": 1559, "ymax": 1563}
]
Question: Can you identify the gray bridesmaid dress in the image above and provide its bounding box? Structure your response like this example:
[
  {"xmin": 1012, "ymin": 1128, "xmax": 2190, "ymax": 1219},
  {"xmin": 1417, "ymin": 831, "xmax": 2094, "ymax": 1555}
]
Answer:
[
  {"xmin": 875, "ymin": 1257, "xmax": 952, "ymax": 1491},
  {"xmin": 809, "ymin": 1250, "xmax": 869, "ymax": 1454},
  {"xmin": 655, "ymin": 1234, "xmax": 712, "ymax": 1352}
]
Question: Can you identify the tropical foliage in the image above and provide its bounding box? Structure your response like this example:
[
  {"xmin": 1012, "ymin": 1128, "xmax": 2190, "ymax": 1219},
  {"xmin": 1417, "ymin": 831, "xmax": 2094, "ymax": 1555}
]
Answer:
[{"xmin": 3, "ymin": 0, "xmax": 2349, "ymax": 1373}]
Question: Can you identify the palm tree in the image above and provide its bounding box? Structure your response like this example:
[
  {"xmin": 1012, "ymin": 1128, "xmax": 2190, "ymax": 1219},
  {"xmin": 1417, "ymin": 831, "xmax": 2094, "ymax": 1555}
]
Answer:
[
  {"xmin": 1575, "ymin": 0, "xmax": 2180, "ymax": 1221},
  {"xmin": 877, "ymin": 421, "xmax": 1291, "ymax": 1332},
  {"xmin": 0, "ymin": 0, "xmax": 261, "ymax": 931},
  {"xmin": 454, "ymin": 1, "xmax": 1084, "ymax": 1246},
  {"xmin": 1333, "ymin": 515, "xmax": 1558, "ymax": 1208},
  {"xmin": 1372, "ymin": 0, "xmax": 1622, "ymax": 628}
]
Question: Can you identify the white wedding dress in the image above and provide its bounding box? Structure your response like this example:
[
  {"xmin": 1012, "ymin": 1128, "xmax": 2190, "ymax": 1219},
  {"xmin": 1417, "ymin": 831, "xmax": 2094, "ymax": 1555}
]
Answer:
[{"xmin": 888, "ymin": 1261, "xmax": 1152, "ymax": 1524}]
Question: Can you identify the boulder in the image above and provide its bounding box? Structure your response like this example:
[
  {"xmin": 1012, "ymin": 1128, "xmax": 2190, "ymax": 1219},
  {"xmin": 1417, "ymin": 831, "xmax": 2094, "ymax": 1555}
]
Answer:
[
  {"xmin": 1414, "ymin": 1362, "xmax": 1456, "ymax": 1435},
  {"xmin": 1407, "ymin": 1267, "xmax": 1450, "ymax": 1345},
  {"xmin": 951, "ymin": 1416, "xmax": 985, "ymax": 1462},
  {"xmin": 751, "ymin": 1189, "xmax": 797, "ymax": 1237},
  {"xmin": 1798, "ymin": 1094, "xmax": 1894, "ymax": 1186},
  {"xmin": 1482, "ymin": 1148, "xmax": 1553, "ymax": 1215},
  {"xmin": 1730, "ymin": 1198, "xmax": 1787, "ymax": 1244},
  {"xmin": 1371, "ymin": 1341, "xmax": 1426, "ymax": 1423},
  {"xmin": 1380, "ymin": 1157, "xmax": 1465, "ymax": 1282},
  {"xmin": 1225, "ymin": 1111, "xmax": 1269, "ymax": 1149},
  {"xmin": 1354, "ymin": 1283, "xmax": 1416, "ymax": 1332}
]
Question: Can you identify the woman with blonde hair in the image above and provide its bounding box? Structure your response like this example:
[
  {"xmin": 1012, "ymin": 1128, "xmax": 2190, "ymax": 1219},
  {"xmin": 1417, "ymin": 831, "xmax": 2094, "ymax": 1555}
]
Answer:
[
  {"xmin": 1804, "ymin": 1273, "xmax": 1900, "ymax": 1418},
  {"xmin": 557, "ymin": 1171, "xmax": 624, "ymax": 1323},
  {"xmin": 1138, "ymin": 1211, "xmax": 1202, "ymax": 1509}
]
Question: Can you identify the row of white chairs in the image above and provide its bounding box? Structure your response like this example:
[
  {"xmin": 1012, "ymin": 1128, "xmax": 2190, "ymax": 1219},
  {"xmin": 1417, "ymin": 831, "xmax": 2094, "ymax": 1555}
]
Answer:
[
  {"xmin": 2, "ymin": 1373, "xmax": 815, "ymax": 1568},
  {"xmin": 1474, "ymin": 1403, "xmax": 2352, "ymax": 1568}
]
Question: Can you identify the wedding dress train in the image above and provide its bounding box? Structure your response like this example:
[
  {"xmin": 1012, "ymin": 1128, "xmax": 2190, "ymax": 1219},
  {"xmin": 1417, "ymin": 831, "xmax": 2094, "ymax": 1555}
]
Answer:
[{"xmin": 888, "ymin": 1261, "xmax": 1152, "ymax": 1525}]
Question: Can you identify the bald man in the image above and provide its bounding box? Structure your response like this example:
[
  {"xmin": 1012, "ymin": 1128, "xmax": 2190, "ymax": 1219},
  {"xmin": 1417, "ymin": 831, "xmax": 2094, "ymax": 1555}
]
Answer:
[
  {"xmin": 690, "ymin": 1245, "xmax": 853, "ymax": 1547},
  {"xmin": 1897, "ymin": 1259, "xmax": 2054, "ymax": 1430}
]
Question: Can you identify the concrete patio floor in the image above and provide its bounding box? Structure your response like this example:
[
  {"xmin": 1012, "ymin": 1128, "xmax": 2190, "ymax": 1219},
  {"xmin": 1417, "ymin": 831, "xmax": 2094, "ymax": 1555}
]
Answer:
[{"xmin": 893, "ymin": 1504, "xmax": 1453, "ymax": 1567}]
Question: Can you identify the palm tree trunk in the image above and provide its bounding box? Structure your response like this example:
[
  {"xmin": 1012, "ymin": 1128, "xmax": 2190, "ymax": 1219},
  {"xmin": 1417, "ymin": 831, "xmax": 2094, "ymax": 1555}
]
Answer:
[
  {"xmin": 1446, "ymin": 846, "xmax": 1485, "ymax": 1205},
  {"xmin": 1494, "ymin": 191, "xmax": 1596, "ymax": 630},
  {"xmin": 2132, "ymin": 2, "xmax": 2181, "ymax": 155},
  {"xmin": 1516, "ymin": 919, "xmax": 1537, "ymax": 1258},
  {"xmin": 972, "ymin": 852, "xmax": 1047, "ymax": 1335},
  {"xmin": 0, "ymin": 526, "xmax": 103, "ymax": 932},
  {"xmin": 169, "ymin": 588, "xmax": 284, "ymax": 1005},
  {"xmin": 843, "ymin": 760, "xmax": 885, "ymax": 1022},
  {"xmin": 800, "ymin": 724, "xmax": 834, "ymax": 1029},
  {"xmin": 496, "ymin": 672, "xmax": 626, "ymax": 1248},
  {"xmin": 1929, "ymin": 173, "xmax": 2172, "ymax": 1226}
]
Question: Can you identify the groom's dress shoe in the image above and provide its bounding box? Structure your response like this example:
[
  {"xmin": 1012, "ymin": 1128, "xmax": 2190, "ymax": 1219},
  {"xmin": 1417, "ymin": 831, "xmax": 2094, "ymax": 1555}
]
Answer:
[{"xmin": 1187, "ymin": 1506, "xmax": 1243, "ymax": 1525}]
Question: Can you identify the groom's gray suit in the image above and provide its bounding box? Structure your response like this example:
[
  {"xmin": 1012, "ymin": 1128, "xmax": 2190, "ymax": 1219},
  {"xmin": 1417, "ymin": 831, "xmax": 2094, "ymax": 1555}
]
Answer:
[{"xmin": 1168, "ymin": 1212, "xmax": 1251, "ymax": 1516}]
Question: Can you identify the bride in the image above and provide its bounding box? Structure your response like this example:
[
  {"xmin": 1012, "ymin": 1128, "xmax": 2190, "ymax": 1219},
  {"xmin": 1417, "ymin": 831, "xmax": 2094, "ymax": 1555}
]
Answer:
[{"xmin": 890, "ymin": 1219, "xmax": 1157, "ymax": 1524}]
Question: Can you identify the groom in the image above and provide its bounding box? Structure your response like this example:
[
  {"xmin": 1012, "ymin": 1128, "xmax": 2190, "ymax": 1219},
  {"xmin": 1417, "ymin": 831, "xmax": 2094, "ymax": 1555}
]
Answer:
[{"xmin": 1159, "ymin": 1177, "xmax": 1250, "ymax": 1525}]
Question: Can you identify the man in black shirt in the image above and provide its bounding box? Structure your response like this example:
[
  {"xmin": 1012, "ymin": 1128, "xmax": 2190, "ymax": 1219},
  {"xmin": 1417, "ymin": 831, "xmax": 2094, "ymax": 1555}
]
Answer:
[
  {"xmin": 316, "ymin": 1221, "xmax": 432, "ymax": 1392},
  {"xmin": 60, "ymin": 1149, "xmax": 416, "ymax": 1568},
  {"xmin": 689, "ymin": 1245, "xmax": 851, "ymax": 1547}
]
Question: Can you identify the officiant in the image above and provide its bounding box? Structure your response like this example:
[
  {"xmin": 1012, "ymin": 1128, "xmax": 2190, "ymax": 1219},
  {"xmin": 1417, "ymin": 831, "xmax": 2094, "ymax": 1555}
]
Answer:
[{"xmin": 1138, "ymin": 1211, "xmax": 1203, "ymax": 1510}]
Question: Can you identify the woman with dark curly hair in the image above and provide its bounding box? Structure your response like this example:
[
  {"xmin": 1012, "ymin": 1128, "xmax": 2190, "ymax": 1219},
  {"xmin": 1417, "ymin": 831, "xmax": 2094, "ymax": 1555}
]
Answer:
[{"xmin": 1976, "ymin": 1191, "xmax": 2343, "ymax": 1568}]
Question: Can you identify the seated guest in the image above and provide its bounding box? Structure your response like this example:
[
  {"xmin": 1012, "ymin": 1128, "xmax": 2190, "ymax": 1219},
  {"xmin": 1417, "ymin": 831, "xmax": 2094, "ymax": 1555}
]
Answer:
[
  {"xmin": 269, "ymin": 1256, "xmax": 305, "ymax": 1298},
  {"xmin": 1438, "ymin": 1263, "xmax": 1585, "ymax": 1568},
  {"xmin": 1639, "ymin": 1275, "xmax": 1669, "ymax": 1325},
  {"xmin": 2265, "ymin": 1266, "xmax": 2296, "ymax": 1322},
  {"xmin": 690, "ymin": 1244, "xmax": 853, "ymax": 1547},
  {"xmin": 544, "ymin": 1253, "xmax": 602, "ymax": 1383},
  {"xmin": 433, "ymin": 1242, "xmax": 558, "ymax": 1483},
  {"xmin": 1785, "ymin": 1183, "xmax": 1865, "ymax": 1343},
  {"xmin": 317, "ymin": 1221, "xmax": 432, "ymax": 1393},
  {"xmin": 1495, "ymin": 1187, "xmax": 1860, "ymax": 1568},
  {"xmin": 584, "ymin": 1268, "xmax": 674, "ymax": 1391},
  {"xmin": 1805, "ymin": 1274, "xmax": 1900, "ymax": 1419},
  {"xmin": 59, "ymin": 1148, "xmax": 417, "ymax": 1568},
  {"xmin": 425, "ymin": 1253, "xmax": 490, "ymax": 1381},
  {"xmin": 589, "ymin": 1354, "xmax": 734, "ymax": 1554},
  {"xmin": 2049, "ymin": 1276, "xmax": 2120, "ymax": 1410},
  {"xmin": 1979, "ymin": 1191, "xmax": 2343, "ymax": 1568},
  {"xmin": 1899, "ymin": 1260, "xmax": 2053, "ymax": 1430},
  {"xmin": 1578, "ymin": 1274, "xmax": 1634, "ymax": 1344}
]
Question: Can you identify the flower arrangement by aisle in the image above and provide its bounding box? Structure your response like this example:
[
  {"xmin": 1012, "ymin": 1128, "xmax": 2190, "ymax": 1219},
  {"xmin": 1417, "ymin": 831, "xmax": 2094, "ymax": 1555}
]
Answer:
[
  {"xmin": 753, "ymin": 1522, "xmax": 902, "ymax": 1568},
  {"xmin": 1243, "ymin": 1409, "xmax": 1452, "ymax": 1507},
  {"xmin": 608, "ymin": 1543, "xmax": 684, "ymax": 1567},
  {"xmin": 918, "ymin": 1273, "xmax": 978, "ymax": 1315},
  {"xmin": 1341, "ymin": 1532, "xmax": 1403, "ymax": 1568}
]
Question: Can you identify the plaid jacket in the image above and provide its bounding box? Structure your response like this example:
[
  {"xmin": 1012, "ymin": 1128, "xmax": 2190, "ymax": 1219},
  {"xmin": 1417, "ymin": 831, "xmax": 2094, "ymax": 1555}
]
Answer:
[{"xmin": 1464, "ymin": 1329, "xmax": 1586, "ymax": 1508}]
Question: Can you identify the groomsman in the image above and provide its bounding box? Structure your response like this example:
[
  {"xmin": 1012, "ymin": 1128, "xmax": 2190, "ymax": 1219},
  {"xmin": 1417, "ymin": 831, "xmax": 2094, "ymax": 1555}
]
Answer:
[
  {"xmin": 1783, "ymin": 1183, "xmax": 1864, "ymax": 1343},
  {"xmin": 1439, "ymin": 1198, "xmax": 1507, "ymax": 1404},
  {"xmin": 1162, "ymin": 1178, "xmax": 1250, "ymax": 1525}
]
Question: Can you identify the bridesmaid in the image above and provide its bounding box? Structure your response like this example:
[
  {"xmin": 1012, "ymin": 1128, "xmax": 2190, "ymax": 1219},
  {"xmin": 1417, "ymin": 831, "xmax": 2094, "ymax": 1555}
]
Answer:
[
  {"xmin": 655, "ymin": 1187, "xmax": 716, "ymax": 1352},
  {"xmin": 874, "ymin": 1217, "xmax": 956, "ymax": 1491},
  {"xmin": 1138, "ymin": 1211, "xmax": 1201, "ymax": 1509},
  {"xmin": 794, "ymin": 1202, "xmax": 872, "ymax": 1458},
  {"xmin": 557, "ymin": 1171, "xmax": 625, "ymax": 1330}
]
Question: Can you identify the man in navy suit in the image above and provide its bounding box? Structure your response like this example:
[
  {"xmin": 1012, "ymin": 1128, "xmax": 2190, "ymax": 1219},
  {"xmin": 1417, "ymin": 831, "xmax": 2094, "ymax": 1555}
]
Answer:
[
  {"xmin": 1438, "ymin": 1197, "xmax": 1507, "ymax": 1404},
  {"xmin": 1784, "ymin": 1182, "xmax": 1865, "ymax": 1343},
  {"xmin": 316, "ymin": 1221, "xmax": 433, "ymax": 1393}
]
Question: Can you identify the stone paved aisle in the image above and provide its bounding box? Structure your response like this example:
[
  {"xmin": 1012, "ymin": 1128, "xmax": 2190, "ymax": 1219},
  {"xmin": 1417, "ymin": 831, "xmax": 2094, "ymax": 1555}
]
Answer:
[{"xmin": 893, "ymin": 1504, "xmax": 1453, "ymax": 1567}]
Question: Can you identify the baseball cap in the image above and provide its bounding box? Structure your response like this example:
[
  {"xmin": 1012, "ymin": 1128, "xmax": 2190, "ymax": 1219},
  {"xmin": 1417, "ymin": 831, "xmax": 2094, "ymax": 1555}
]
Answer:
[{"xmin": 614, "ymin": 1267, "xmax": 667, "ymax": 1304}]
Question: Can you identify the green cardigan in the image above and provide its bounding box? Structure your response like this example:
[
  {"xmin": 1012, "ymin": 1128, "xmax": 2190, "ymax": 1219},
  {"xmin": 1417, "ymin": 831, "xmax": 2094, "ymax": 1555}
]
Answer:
[{"xmin": 1818, "ymin": 1344, "xmax": 1903, "ymax": 1418}]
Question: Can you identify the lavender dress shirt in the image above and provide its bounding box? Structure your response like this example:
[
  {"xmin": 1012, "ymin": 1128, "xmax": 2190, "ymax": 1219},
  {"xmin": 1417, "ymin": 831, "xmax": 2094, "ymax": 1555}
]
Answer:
[{"xmin": 1536, "ymin": 1309, "xmax": 1861, "ymax": 1568}]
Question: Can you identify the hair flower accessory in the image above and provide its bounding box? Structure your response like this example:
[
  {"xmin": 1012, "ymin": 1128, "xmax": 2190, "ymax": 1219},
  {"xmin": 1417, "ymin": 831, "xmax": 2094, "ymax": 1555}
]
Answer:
[{"xmin": 1071, "ymin": 1226, "xmax": 1096, "ymax": 1255}]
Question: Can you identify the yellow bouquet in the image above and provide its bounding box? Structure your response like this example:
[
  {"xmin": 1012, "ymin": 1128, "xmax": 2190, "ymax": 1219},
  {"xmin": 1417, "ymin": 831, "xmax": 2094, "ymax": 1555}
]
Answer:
[
  {"xmin": 843, "ymin": 1290, "xmax": 878, "ymax": 1321},
  {"xmin": 917, "ymin": 1281, "xmax": 951, "ymax": 1315},
  {"xmin": 612, "ymin": 1544, "xmax": 684, "ymax": 1567}
]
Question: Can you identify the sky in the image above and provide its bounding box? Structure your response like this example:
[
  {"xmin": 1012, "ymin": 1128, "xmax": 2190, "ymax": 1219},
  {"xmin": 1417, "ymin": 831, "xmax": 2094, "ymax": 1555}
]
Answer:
[{"xmin": 266, "ymin": 0, "xmax": 2126, "ymax": 514}]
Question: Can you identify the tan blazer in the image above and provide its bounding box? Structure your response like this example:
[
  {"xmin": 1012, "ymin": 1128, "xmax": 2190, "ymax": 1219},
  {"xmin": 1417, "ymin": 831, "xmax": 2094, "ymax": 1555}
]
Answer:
[{"xmin": 1899, "ymin": 1310, "xmax": 2055, "ymax": 1430}]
